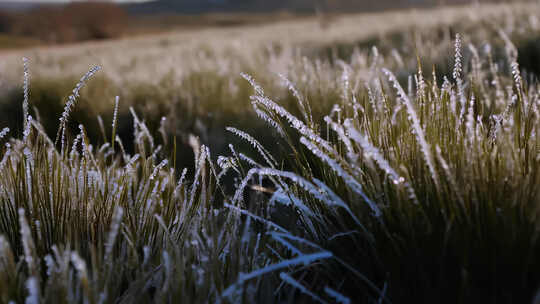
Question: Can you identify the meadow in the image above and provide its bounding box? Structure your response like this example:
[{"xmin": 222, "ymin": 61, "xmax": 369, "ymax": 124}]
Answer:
[{"xmin": 0, "ymin": 2, "xmax": 539, "ymax": 303}]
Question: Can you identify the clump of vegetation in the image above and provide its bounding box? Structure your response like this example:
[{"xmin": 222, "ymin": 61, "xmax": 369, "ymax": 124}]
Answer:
[
  {"xmin": 230, "ymin": 31, "xmax": 540, "ymax": 302},
  {"xmin": 1, "ymin": 4, "xmax": 540, "ymax": 304},
  {"xmin": 0, "ymin": 2, "xmax": 127, "ymax": 44},
  {"xmin": 0, "ymin": 63, "xmax": 279, "ymax": 303}
]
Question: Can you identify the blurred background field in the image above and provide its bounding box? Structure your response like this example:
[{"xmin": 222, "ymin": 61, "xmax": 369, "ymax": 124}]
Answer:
[{"xmin": 0, "ymin": 1, "xmax": 526, "ymax": 46}]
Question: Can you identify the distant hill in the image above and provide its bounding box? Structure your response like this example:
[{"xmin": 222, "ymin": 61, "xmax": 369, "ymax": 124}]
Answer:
[
  {"xmin": 125, "ymin": 0, "xmax": 509, "ymax": 15},
  {"xmin": 0, "ymin": 0, "xmax": 523, "ymax": 15},
  {"xmin": 0, "ymin": 2, "xmax": 41, "ymax": 12}
]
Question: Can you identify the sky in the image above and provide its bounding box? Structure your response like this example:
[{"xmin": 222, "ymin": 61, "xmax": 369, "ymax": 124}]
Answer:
[{"xmin": 0, "ymin": 0, "xmax": 152, "ymax": 2}]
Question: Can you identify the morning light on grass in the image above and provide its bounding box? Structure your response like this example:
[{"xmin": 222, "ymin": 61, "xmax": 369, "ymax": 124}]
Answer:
[{"xmin": 0, "ymin": 0, "xmax": 539, "ymax": 303}]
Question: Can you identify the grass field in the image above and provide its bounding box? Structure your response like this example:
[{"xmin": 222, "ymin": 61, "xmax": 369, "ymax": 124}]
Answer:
[{"xmin": 0, "ymin": 2, "xmax": 540, "ymax": 303}]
